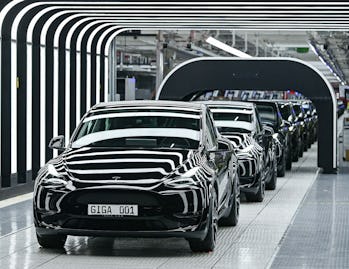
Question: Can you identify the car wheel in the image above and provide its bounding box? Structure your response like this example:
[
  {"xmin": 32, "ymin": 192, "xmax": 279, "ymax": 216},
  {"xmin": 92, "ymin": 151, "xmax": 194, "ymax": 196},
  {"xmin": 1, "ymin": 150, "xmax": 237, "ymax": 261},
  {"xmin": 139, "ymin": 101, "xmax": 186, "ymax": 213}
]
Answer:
[
  {"xmin": 189, "ymin": 189, "xmax": 218, "ymax": 252},
  {"xmin": 304, "ymin": 136, "xmax": 309, "ymax": 152},
  {"xmin": 277, "ymin": 151, "xmax": 286, "ymax": 177},
  {"xmin": 299, "ymin": 139, "xmax": 304, "ymax": 158},
  {"xmin": 219, "ymin": 175, "xmax": 240, "ymax": 227},
  {"xmin": 245, "ymin": 173, "xmax": 265, "ymax": 202},
  {"xmin": 36, "ymin": 232, "xmax": 67, "ymax": 249},
  {"xmin": 286, "ymin": 147, "xmax": 292, "ymax": 170},
  {"xmin": 292, "ymin": 138, "xmax": 300, "ymax": 162},
  {"xmin": 267, "ymin": 159, "xmax": 278, "ymax": 190}
]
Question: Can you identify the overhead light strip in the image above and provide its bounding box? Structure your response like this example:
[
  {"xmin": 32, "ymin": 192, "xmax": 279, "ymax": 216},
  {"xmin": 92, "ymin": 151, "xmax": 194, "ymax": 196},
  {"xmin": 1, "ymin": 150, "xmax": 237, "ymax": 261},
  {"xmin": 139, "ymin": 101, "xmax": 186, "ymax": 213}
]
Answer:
[{"xmin": 206, "ymin": 37, "xmax": 252, "ymax": 58}]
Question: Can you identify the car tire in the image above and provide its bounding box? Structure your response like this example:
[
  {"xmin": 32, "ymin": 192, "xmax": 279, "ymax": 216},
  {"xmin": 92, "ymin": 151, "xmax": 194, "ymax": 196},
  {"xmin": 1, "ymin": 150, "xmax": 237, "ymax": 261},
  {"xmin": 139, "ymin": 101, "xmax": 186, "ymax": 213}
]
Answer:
[
  {"xmin": 292, "ymin": 144, "xmax": 299, "ymax": 162},
  {"xmin": 266, "ymin": 159, "xmax": 277, "ymax": 190},
  {"xmin": 245, "ymin": 173, "xmax": 265, "ymax": 202},
  {"xmin": 277, "ymin": 152, "xmax": 286, "ymax": 177},
  {"xmin": 219, "ymin": 175, "xmax": 240, "ymax": 227},
  {"xmin": 304, "ymin": 136, "xmax": 309, "ymax": 152},
  {"xmin": 36, "ymin": 232, "xmax": 67, "ymax": 249},
  {"xmin": 286, "ymin": 147, "xmax": 292, "ymax": 170},
  {"xmin": 299, "ymin": 142, "xmax": 304, "ymax": 157},
  {"xmin": 189, "ymin": 189, "xmax": 218, "ymax": 252}
]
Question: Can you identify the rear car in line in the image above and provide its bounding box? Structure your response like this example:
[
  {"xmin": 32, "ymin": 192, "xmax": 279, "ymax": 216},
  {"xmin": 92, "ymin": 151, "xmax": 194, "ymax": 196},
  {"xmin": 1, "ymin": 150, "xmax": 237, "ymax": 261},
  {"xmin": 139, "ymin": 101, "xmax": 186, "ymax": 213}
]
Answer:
[{"xmin": 197, "ymin": 101, "xmax": 277, "ymax": 202}]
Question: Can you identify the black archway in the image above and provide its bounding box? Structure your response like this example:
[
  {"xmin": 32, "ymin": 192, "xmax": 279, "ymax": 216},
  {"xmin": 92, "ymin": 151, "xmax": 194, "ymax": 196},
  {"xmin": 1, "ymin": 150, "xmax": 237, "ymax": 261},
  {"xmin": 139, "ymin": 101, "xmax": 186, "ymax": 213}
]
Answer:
[{"xmin": 156, "ymin": 57, "xmax": 337, "ymax": 173}]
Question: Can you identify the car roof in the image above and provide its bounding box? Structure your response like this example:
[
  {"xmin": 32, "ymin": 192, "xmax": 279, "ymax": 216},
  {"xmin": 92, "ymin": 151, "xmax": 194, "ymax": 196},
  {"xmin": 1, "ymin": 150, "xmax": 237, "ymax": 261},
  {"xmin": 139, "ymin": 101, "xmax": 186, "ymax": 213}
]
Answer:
[
  {"xmin": 92, "ymin": 100, "xmax": 204, "ymax": 111},
  {"xmin": 248, "ymin": 100, "xmax": 278, "ymax": 105},
  {"xmin": 197, "ymin": 100, "xmax": 254, "ymax": 109}
]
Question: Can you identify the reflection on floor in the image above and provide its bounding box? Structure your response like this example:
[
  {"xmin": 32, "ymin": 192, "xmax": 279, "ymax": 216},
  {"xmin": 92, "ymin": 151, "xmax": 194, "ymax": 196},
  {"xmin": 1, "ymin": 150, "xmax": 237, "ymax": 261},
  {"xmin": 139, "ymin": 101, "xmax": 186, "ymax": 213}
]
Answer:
[{"xmin": 0, "ymin": 145, "xmax": 319, "ymax": 269}]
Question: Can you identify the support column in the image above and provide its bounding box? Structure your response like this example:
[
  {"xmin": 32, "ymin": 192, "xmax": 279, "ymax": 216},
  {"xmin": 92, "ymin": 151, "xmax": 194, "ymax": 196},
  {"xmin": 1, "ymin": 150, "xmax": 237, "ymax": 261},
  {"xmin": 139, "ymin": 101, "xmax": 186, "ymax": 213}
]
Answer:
[
  {"xmin": 109, "ymin": 38, "xmax": 117, "ymax": 101},
  {"xmin": 155, "ymin": 31, "xmax": 164, "ymax": 96}
]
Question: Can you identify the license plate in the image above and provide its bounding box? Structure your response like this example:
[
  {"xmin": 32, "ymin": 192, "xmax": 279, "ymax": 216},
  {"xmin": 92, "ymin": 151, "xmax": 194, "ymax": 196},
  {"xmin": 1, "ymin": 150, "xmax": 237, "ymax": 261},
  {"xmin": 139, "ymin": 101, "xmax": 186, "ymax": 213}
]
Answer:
[{"xmin": 87, "ymin": 204, "xmax": 138, "ymax": 216}]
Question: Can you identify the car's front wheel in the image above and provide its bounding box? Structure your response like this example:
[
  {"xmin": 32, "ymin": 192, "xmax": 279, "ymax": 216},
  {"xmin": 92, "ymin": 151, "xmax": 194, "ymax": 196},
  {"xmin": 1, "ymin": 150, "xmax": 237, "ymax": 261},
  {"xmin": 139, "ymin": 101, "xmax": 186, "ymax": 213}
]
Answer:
[
  {"xmin": 299, "ymin": 138, "xmax": 304, "ymax": 157},
  {"xmin": 277, "ymin": 151, "xmax": 286, "ymax": 177},
  {"xmin": 189, "ymin": 189, "xmax": 218, "ymax": 252},
  {"xmin": 245, "ymin": 173, "xmax": 265, "ymax": 202},
  {"xmin": 219, "ymin": 175, "xmax": 240, "ymax": 226},
  {"xmin": 36, "ymin": 232, "xmax": 67, "ymax": 249},
  {"xmin": 267, "ymin": 158, "xmax": 278, "ymax": 190},
  {"xmin": 286, "ymin": 146, "xmax": 292, "ymax": 170}
]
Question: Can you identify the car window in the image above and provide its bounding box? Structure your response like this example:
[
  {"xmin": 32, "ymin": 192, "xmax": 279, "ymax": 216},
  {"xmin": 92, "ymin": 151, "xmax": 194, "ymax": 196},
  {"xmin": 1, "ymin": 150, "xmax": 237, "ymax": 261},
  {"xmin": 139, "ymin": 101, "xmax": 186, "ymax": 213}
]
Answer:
[
  {"xmin": 255, "ymin": 111, "xmax": 263, "ymax": 133},
  {"xmin": 256, "ymin": 104, "xmax": 276, "ymax": 125},
  {"xmin": 72, "ymin": 108, "xmax": 202, "ymax": 149},
  {"xmin": 205, "ymin": 112, "xmax": 217, "ymax": 148},
  {"xmin": 213, "ymin": 112, "xmax": 251, "ymax": 122}
]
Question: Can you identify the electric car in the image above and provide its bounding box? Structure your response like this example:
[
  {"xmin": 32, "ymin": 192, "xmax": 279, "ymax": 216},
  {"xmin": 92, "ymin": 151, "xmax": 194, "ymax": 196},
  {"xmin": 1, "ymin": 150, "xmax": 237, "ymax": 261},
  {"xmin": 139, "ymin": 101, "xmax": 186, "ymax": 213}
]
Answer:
[
  {"xmin": 33, "ymin": 101, "xmax": 240, "ymax": 253},
  {"xmin": 198, "ymin": 101, "xmax": 277, "ymax": 202},
  {"xmin": 277, "ymin": 101, "xmax": 302, "ymax": 162},
  {"xmin": 251, "ymin": 100, "xmax": 291, "ymax": 175}
]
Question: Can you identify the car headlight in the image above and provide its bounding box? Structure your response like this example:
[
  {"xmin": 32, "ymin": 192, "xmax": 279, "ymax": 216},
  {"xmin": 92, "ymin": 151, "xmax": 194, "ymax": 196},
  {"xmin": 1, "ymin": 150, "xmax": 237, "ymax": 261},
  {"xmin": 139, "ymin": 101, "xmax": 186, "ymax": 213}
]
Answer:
[{"xmin": 164, "ymin": 168, "xmax": 200, "ymax": 188}]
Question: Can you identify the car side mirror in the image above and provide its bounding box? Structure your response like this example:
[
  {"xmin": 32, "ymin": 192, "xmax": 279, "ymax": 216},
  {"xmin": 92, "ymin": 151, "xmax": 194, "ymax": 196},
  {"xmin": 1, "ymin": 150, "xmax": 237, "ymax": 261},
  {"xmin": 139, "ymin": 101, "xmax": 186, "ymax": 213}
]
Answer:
[{"xmin": 49, "ymin": 136, "xmax": 65, "ymax": 150}]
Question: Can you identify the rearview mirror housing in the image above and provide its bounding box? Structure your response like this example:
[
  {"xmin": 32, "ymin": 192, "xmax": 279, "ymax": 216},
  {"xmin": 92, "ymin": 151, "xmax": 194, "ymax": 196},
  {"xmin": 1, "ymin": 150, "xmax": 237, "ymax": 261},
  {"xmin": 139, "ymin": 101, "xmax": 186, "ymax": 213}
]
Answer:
[{"xmin": 49, "ymin": 136, "xmax": 65, "ymax": 150}]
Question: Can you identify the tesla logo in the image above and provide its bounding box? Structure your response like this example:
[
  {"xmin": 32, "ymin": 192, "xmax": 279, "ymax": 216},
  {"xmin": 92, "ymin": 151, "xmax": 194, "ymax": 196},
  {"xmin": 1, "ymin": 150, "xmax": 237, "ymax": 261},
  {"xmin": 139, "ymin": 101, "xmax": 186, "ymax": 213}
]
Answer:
[{"xmin": 112, "ymin": 176, "xmax": 121, "ymax": 180}]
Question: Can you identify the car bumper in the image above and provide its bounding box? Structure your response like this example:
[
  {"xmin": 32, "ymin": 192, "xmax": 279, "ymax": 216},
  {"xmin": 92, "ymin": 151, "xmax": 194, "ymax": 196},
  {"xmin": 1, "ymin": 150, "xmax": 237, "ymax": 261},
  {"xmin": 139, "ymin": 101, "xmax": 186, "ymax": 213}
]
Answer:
[
  {"xmin": 35, "ymin": 224, "xmax": 209, "ymax": 240},
  {"xmin": 34, "ymin": 187, "xmax": 209, "ymax": 239}
]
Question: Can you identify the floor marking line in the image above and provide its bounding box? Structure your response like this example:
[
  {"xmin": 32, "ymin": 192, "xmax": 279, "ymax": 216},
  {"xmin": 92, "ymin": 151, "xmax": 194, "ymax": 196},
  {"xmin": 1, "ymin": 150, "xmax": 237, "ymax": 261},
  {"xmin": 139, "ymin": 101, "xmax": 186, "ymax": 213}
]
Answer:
[
  {"xmin": 0, "ymin": 224, "xmax": 34, "ymax": 240},
  {"xmin": 0, "ymin": 192, "xmax": 33, "ymax": 208}
]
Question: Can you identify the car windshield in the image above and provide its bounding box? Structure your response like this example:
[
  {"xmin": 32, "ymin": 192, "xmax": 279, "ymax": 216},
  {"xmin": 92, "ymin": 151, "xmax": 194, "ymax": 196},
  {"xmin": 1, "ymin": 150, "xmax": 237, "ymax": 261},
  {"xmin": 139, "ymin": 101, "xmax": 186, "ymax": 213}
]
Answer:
[
  {"xmin": 218, "ymin": 127, "xmax": 251, "ymax": 134},
  {"xmin": 212, "ymin": 112, "xmax": 252, "ymax": 122},
  {"xmin": 71, "ymin": 108, "xmax": 201, "ymax": 149},
  {"xmin": 293, "ymin": 104, "xmax": 302, "ymax": 115},
  {"xmin": 279, "ymin": 104, "xmax": 292, "ymax": 120},
  {"xmin": 210, "ymin": 106, "xmax": 253, "ymax": 133},
  {"xmin": 256, "ymin": 104, "xmax": 276, "ymax": 126}
]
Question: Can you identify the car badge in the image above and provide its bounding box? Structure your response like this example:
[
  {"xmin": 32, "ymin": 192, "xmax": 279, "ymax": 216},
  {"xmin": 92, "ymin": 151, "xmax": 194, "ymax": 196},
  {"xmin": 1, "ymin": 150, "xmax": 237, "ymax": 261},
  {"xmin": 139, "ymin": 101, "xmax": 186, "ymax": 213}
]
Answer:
[{"xmin": 112, "ymin": 176, "xmax": 121, "ymax": 180}]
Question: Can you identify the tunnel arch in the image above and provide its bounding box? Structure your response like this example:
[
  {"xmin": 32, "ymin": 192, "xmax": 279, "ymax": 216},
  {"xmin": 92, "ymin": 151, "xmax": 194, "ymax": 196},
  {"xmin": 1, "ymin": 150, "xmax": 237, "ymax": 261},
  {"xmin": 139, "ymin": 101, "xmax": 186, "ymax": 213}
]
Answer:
[
  {"xmin": 0, "ymin": 1, "xmax": 347, "ymax": 187},
  {"xmin": 156, "ymin": 57, "xmax": 337, "ymax": 173}
]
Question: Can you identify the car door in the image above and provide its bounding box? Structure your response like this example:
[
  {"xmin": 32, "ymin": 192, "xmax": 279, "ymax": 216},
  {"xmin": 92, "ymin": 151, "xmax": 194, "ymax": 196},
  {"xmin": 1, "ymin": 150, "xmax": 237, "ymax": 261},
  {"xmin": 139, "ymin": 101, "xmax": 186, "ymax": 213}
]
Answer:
[
  {"xmin": 254, "ymin": 110, "xmax": 269, "ymax": 167},
  {"xmin": 205, "ymin": 112, "xmax": 230, "ymax": 208}
]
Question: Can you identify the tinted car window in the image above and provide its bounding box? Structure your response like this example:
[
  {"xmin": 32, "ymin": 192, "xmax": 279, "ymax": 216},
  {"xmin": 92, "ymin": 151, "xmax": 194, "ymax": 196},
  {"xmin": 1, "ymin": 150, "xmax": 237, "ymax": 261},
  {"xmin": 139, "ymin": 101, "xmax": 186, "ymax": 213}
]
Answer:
[
  {"xmin": 72, "ymin": 109, "xmax": 201, "ymax": 149},
  {"xmin": 213, "ymin": 112, "xmax": 252, "ymax": 122},
  {"xmin": 293, "ymin": 104, "xmax": 302, "ymax": 115},
  {"xmin": 279, "ymin": 104, "xmax": 292, "ymax": 120},
  {"xmin": 256, "ymin": 104, "xmax": 276, "ymax": 124},
  {"xmin": 205, "ymin": 116, "xmax": 216, "ymax": 148}
]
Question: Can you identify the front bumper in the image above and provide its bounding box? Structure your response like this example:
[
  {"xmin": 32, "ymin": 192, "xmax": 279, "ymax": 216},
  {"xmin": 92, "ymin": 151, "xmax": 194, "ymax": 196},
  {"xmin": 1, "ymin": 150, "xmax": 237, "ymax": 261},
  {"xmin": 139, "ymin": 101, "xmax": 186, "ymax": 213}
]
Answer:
[{"xmin": 34, "ymin": 187, "xmax": 209, "ymax": 239}]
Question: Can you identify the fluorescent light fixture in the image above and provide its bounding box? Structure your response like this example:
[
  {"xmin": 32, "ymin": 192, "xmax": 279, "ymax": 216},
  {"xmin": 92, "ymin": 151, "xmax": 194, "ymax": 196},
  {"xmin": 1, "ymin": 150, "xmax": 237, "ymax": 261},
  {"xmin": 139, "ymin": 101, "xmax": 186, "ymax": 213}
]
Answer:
[{"xmin": 206, "ymin": 36, "xmax": 252, "ymax": 58}]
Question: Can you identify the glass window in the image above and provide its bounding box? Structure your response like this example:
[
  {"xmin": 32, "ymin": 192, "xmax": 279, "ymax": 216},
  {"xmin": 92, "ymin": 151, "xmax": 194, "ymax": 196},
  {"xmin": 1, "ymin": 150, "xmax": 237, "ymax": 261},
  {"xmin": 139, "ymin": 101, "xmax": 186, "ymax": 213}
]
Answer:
[
  {"xmin": 213, "ymin": 112, "xmax": 252, "ymax": 122},
  {"xmin": 72, "ymin": 109, "xmax": 202, "ymax": 149},
  {"xmin": 256, "ymin": 105, "xmax": 276, "ymax": 124},
  {"xmin": 205, "ymin": 112, "xmax": 217, "ymax": 148}
]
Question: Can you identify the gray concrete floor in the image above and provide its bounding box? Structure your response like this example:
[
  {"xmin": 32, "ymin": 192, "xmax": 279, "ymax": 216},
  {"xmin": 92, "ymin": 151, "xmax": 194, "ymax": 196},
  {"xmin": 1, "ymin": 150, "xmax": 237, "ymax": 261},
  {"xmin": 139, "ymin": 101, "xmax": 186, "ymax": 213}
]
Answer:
[
  {"xmin": 270, "ymin": 116, "xmax": 349, "ymax": 269},
  {"xmin": 0, "ymin": 144, "xmax": 320, "ymax": 269}
]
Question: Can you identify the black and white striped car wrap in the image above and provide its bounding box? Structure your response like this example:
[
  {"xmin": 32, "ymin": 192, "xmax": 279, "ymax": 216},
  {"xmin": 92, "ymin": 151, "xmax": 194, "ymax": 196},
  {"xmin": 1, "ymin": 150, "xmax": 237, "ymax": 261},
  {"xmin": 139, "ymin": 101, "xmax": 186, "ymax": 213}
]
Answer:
[
  {"xmin": 223, "ymin": 133, "xmax": 263, "ymax": 178},
  {"xmin": 33, "ymin": 101, "xmax": 238, "ymax": 237},
  {"xmin": 197, "ymin": 101, "xmax": 277, "ymax": 190}
]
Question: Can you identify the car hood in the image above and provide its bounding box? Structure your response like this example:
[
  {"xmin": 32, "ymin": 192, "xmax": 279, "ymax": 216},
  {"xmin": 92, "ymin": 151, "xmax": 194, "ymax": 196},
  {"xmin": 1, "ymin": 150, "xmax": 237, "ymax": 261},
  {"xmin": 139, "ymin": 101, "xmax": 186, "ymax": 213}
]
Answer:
[
  {"xmin": 220, "ymin": 132, "xmax": 252, "ymax": 150},
  {"xmin": 60, "ymin": 147, "xmax": 198, "ymax": 182}
]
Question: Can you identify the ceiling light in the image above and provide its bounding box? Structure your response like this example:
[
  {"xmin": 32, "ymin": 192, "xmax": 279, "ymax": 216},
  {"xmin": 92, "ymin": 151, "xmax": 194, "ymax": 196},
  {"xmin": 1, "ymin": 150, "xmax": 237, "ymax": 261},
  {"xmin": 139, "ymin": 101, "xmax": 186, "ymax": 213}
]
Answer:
[{"xmin": 206, "ymin": 36, "xmax": 252, "ymax": 58}]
